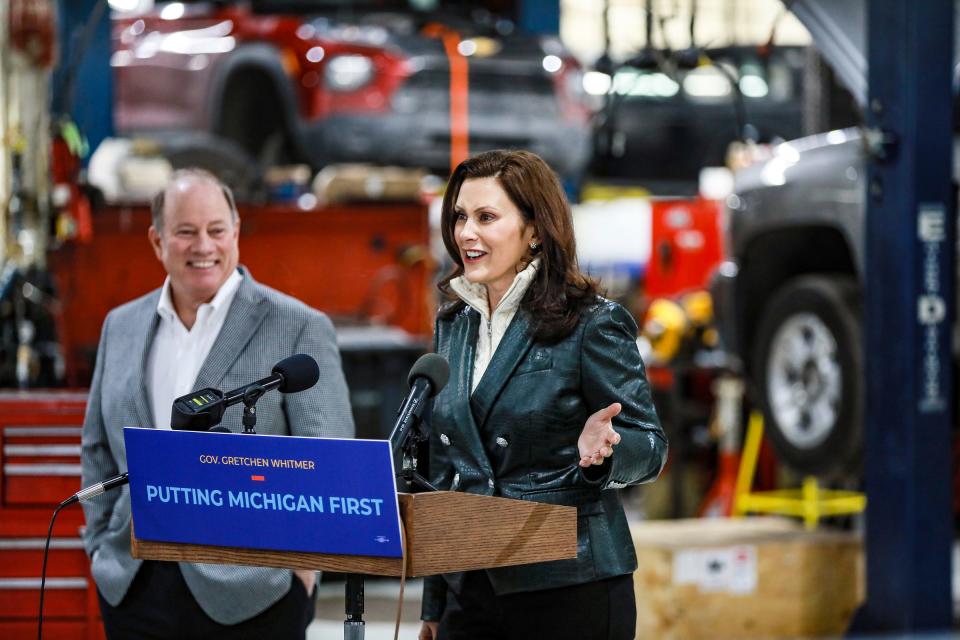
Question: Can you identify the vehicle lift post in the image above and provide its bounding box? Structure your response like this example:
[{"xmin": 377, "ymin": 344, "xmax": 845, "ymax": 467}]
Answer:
[{"xmin": 855, "ymin": 0, "xmax": 955, "ymax": 631}]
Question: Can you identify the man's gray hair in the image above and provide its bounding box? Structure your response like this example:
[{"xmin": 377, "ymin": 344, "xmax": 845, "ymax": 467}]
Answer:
[{"xmin": 151, "ymin": 168, "xmax": 239, "ymax": 231}]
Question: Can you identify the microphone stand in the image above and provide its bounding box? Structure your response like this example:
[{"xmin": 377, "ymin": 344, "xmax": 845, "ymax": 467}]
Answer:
[
  {"xmin": 240, "ymin": 384, "xmax": 266, "ymax": 434},
  {"xmin": 230, "ymin": 383, "xmax": 367, "ymax": 637},
  {"xmin": 400, "ymin": 429, "xmax": 437, "ymax": 493},
  {"xmin": 344, "ymin": 573, "xmax": 365, "ymax": 640},
  {"xmin": 231, "ymin": 383, "xmax": 378, "ymax": 638},
  {"xmin": 340, "ymin": 395, "xmax": 438, "ymax": 639}
]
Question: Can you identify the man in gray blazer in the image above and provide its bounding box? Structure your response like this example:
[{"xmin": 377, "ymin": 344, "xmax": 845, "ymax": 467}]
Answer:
[{"xmin": 80, "ymin": 168, "xmax": 354, "ymax": 638}]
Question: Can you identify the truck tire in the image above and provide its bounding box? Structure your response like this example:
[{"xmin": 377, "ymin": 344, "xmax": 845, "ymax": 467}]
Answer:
[
  {"xmin": 217, "ymin": 70, "xmax": 298, "ymax": 167},
  {"xmin": 752, "ymin": 275, "xmax": 862, "ymax": 477},
  {"xmin": 161, "ymin": 133, "xmax": 261, "ymax": 203}
]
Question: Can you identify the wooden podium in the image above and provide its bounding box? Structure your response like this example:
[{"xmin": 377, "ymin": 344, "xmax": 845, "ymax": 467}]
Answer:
[{"xmin": 131, "ymin": 491, "xmax": 577, "ymax": 576}]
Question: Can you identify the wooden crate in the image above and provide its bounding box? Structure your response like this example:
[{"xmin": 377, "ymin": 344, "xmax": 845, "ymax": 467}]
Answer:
[{"xmin": 631, "ymin": 517, "xmax": 863, "ymax": 639}]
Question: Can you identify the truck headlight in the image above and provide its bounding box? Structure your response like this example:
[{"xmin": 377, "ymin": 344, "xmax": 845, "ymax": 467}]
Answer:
[{"xmin": 325, "ymin": 55, "xmax": 374, "ymax": 92}]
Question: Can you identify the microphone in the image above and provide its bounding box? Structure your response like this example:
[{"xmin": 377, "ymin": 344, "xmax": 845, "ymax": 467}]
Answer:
[
  {"xmin": 171, "ymin": 354, "xmax": 320, "ymax": 431},
  {"xmin": 60, "ymin": 472, "xmax": 129, "ymax": 507},
  {"xmin": 388, "ymin": 353, "xmax": 450, "ymax": 457}
]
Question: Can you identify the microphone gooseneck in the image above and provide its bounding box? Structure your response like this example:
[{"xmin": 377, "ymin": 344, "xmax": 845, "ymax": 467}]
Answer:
[
  {"xmin": 389, "ymin": 354, "xmax": 450, "ymax": 491},
  {"xmin": 60, "ymin": 472, "xmax": 130, "ymax": 508},
  {"xmin": 390, "ymin": 354, "xmax": 449, "ymax": 452}
]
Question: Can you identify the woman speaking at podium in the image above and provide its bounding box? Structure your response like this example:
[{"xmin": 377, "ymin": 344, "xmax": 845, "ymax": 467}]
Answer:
[{"xmin": 419, "ymin": 150, "xmax": 668, "ymax": 640}]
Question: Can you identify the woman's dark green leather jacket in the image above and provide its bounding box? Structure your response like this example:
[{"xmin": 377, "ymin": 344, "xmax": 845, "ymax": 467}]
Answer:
[{"xmin": 421, "ymin": 298, "xmax": 668, "ymax": 621}]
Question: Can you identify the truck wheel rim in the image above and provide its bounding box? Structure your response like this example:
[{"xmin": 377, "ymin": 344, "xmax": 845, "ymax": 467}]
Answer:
[{"xmin": 766, "ymin": 312, "xmax": 841, "ymax": 449}]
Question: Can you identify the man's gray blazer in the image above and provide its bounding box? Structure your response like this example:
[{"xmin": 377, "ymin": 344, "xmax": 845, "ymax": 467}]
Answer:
[{"xmin": 80, "ymin": 268, "xmax": 355, "ymax": 625}]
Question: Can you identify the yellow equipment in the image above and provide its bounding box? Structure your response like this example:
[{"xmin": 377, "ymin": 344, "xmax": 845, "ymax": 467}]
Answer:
[
  {"xmin": 642, "ymin": 290, "xmax": 718, "ymax": 364},
  {"xmin": 732, "ymin": 412, "xmax": 866, "ymax": 530}
]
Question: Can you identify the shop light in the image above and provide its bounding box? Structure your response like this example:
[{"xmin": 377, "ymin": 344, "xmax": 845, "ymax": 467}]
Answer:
[
  {"xmin": 156, "ymin": 21, "xmax": 235, "ymax": 55},
  {"xmin": 160, "ymin": 2, "xmax": 185, "ymax": 20},
  {"xmin": 612, "ymin": 71, "xmax": 679, "ymax": 98},
  {"xmin": 542, "ymin": 55, "xmax": 563, "ymax": 73},
  {"xmin": 683, "ymin": 70, "xmax": 730, "ymax": 97},
  {"xmin": 135, "ymin": 31, "xmax": 162, "ymax": 59},
  {"xmin": 306, "ymin": 46, "xmax": 325, "ymax": 63},
  {"xmin": 108, "ymin": 0, "xmax": 141, "ymax": 11},
  {"xmin": 298, "ymin": 193, "xmax": 318, "ymax": 210},
  {"xmin": 161, "ymin": 33, "xmax": 236, "ymax": 55},
  {"xmin": 457, "ymin": 40, "xmax": 477, "ymax": 57},
  {"xmin": 739, "ymin": 75, "xmax": 768, "ymax": 98},
  {"xmin": 110, "ymin": 50, "xmax": 134, "ymax": 67},
  {"xmin": 582, "ymin": 71, "xmax": 611, "ymax": 96}
]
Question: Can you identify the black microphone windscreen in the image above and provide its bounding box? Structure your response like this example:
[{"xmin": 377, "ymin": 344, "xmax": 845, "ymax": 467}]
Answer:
[
  {"xmin": 273, "ymin": 354, "xmax": 320, "ymax": 393},
  {"xmin": 407, "ymin": 353, "xmax": 450, "ymax": 397}
]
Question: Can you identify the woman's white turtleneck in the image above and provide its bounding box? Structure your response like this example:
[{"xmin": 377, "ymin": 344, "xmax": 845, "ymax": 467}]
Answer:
[{"xmin": 449, "ymin": 258, "xmax": 540, "ymax": 392}]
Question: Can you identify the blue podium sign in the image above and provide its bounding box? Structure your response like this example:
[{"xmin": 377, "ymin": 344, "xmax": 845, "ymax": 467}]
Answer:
[{"xmin": 124, "ymin": 428, "xmax": 402, "ymax": 558}]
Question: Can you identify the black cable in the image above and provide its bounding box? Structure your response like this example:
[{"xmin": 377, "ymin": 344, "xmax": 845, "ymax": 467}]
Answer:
[
  {"xmin": 689, "ymin": 0, "xmax": 697, "ymax": 46},
  {"xmin": 644, "ymin": 0, "xmax": 654, "ymax": 49},
  {"xmin": 38, "ymin": 475, "xmax": 129, "ymax": 638},
  {"xmin": 702, "ymin": 51, "xmax": 750, "ymax": 142},
  {"xmin": 37, "ymin": 500, "xmax": 68, "ymax": 640}
]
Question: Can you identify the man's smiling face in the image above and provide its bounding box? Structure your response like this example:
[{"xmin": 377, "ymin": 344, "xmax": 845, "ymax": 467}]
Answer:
[{"xmin": 149, "ymin": 176, "xmax": 240, "ymax": 312}]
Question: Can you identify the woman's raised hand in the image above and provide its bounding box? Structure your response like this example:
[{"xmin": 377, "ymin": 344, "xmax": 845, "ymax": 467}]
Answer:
[{"xmin": 577, "ymin": 402, "xmax": 622, "ymax": 467}]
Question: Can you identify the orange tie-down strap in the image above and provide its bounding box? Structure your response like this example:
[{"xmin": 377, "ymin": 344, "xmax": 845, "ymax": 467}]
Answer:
[{"xmin": 422, "ymin": 23, "xmax": 469, "ymax": 173}]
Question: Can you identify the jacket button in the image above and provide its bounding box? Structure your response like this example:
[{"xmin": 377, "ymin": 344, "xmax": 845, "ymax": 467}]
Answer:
[
  {"xmin": 440, "ymin": 434, "xmax": 450, "ymax": 446},
  {"xmin": 495, "ymin": 437, "xmax": 508, "ymax": 448}
]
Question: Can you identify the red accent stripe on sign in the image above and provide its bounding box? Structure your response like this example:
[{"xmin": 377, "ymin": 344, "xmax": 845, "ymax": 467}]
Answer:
[{"xmin": 251, "ymin": 475, "xmax": 265, "ymax": 481}]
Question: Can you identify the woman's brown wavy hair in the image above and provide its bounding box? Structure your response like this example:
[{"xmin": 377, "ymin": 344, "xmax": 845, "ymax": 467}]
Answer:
[{"xmin": 437, "ymin": 149, "xmax": 601, "ymax": 342}]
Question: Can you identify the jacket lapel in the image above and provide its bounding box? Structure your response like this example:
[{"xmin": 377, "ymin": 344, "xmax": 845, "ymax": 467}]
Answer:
[
  {"xmin": 193, "ymin": 269, "xmax": 269, "ymax": 390},
  {"xmin": 470, "ymin": 310, "xmax": 535, "ymax": 431},
  {"xmin": 134, "ymin": 293, "xmax": 162, "ymax": 428},
  {"xmin": 443, "ymin": 308, "xmax": 494, "ymax": 476}
]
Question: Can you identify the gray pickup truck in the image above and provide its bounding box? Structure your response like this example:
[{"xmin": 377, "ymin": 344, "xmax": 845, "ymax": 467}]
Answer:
[
  {"xmin": 712, "ymin": 127, "xmax": 868, "ymax": 476},
  {"xmin": 711, "ymin": 0, "xmax": 956, "ymax": 476}
]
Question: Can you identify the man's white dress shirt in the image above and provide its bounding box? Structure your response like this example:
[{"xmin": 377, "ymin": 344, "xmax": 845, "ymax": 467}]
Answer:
[{"xmin": 146, "ymin": 269, "xmax": 243, "ymax": 429}]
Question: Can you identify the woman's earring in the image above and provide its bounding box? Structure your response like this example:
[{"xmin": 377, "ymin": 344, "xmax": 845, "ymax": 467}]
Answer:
[{"xmin": 530, "ymin": 242, "xmax": 539, "ymax": 250}]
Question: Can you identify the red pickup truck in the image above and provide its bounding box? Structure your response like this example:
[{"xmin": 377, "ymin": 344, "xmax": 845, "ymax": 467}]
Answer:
[{"xmin": 111, "ymin": 0, "xmax": 592, "ymax": 182}]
